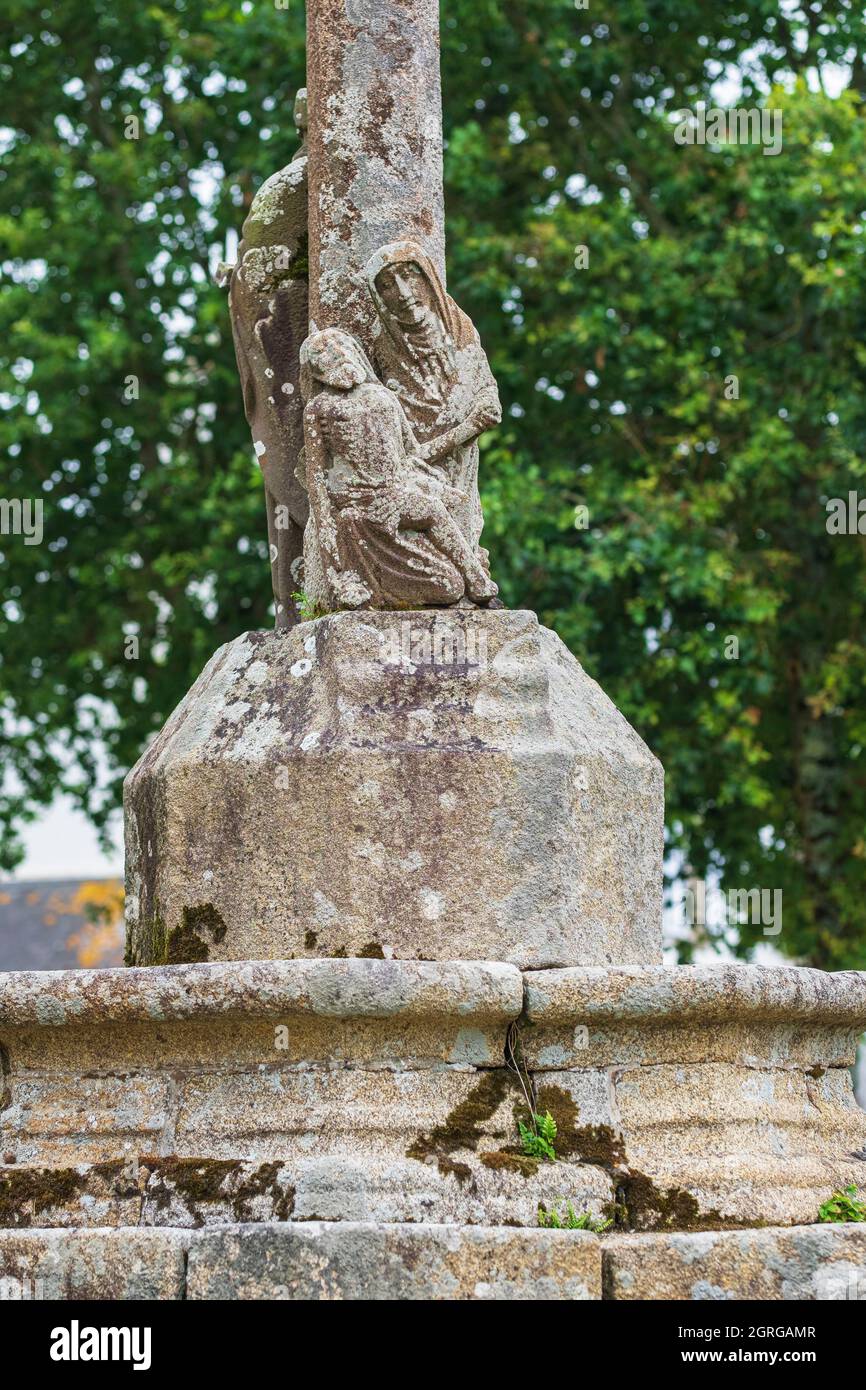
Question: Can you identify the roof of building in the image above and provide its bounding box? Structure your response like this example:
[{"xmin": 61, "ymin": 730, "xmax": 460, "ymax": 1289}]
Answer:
[{"xmin": 0, "ymin": 879, "xmax": 124, "ymax": 972}]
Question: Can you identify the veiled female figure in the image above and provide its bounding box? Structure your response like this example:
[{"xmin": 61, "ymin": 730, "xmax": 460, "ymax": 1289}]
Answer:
[{"xmin": 365, "ymin": 242, "xmax": 502, "ymax": 557}]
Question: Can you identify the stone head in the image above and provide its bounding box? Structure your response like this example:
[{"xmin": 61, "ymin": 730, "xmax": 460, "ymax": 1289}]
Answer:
[
  {"xmin": 301, "ymin": 329, "xmax": 372, "ymax": 390},
  {"xmin": 373, "ymin": 259, "xmax": 437, "ymax": 326}
]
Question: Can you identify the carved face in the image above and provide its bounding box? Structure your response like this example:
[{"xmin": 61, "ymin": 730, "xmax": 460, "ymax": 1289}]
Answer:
[
  {"xmin": 374, "ymin": 262, "xmax": 437, "ymax": 325},
  {"xmin": 305, "ymin": 332, "xmax": 368, "ymax": 390}
]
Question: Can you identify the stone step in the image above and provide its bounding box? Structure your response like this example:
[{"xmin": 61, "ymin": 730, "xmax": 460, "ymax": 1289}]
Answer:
[{"xmin": 1, "ymin": 1222, "xmax": 864, "ymax": 1300}]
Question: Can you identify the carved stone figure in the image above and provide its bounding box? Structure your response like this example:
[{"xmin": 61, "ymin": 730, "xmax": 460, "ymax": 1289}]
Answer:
[
  {"xmin": 220, "ymin": 90, "xmax": 310, "ymax": 628},
  {"xmin": 300, "ymin": 328, "xmax": 498, "ymax": 612},
  {"xmin": 365, "ymin": 241, "xmax": 501, "ymax": 558}
]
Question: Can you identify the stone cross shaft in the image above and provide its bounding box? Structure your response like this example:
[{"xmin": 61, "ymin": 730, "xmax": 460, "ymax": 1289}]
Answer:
[{"xmin": 306, "ymin": 0, "xmax": 446, "ymax": 354}]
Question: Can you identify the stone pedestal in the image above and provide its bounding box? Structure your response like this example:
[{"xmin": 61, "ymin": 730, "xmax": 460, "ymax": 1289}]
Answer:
[
  {"xmin": 1, "ymin": 960, "xmax": 863, "ymax": 1234},
  {"xmin": 123, "ymin": 611, "xmax": 664, "ymax": 969}
]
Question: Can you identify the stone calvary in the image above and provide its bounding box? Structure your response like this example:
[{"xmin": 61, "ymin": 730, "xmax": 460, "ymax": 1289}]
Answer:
[{"xmin": 0, "ymin": 0, "xmax": 865, "ymax": 1302}]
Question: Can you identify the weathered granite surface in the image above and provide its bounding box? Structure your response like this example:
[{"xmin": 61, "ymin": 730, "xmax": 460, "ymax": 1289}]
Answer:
[
  {"xmin": 0, "ymin": 956, "xmax": 609, "ymax": 1227},
  {"xmin": 2, "ymin": 1222, "xmax": 863, "ymax": 1300},
  {"xmin": 0, "ymin": 1158, "xmax": 611, "ymax": 1232},
  {"xmin": 0, "ymin": 1227, "xmax": 189, "ymax": 1300},
  {"xmin": 605, "ymin": 1224, "xmax": 866, "ymax": 1301},
  {"xmin": 522, "ymin": 964, "xmax": 866, "ymax": 1229},
  {"xmin": 123, "ymin": 610, "xmax": 664, "ymax": 968},
  {"xmin": 185, "ymin": 1222, "xmax": 601, "ymax": 1301},
  {"xmin": 2, "ymin": 959, "xmax": 864, "ymax": 1232},
  {"xmin": 521, "ymin": 963, "xmax": 866, "ymax": 1069},
  {"xmin": 220, "ymin": 87, "xmax": 309, "ymax": 629},
  {"xmin": 306, "ymin": 0, "xmax": 445, "ymax": 353}
]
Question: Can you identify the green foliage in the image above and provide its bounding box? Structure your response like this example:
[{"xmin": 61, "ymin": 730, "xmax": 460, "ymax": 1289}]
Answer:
[
  {"xmin": 291, "ymin": 590, "xmax": 318, "ymax": 624},
  {"xmin": 519, "ymin": 1110, "xmax": 557, "ymax": 1162},
  {"xmin": 818, "ymin": 1185, "xmax": 866, "ymax": 1224},
  {"xmin": 538, "ymin": 1201, "xmax": 612, "ymax": 1232},
  {"xmin": 1, "ymin": 0, "xmax": 866, "ymax": 972}
]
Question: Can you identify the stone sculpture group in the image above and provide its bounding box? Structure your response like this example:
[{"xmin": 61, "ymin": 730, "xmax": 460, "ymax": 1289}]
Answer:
[{"xmin": 222, "ymin": 92, "xmax": 501, "ymax": 620}]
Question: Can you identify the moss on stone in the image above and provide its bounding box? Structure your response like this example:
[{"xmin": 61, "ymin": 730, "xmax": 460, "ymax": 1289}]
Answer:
[
  {"xmin": 479, "ymin": 1150, "xmax": 540, "ymax": 1178},
  {"xmin": 165, "ymin": 904, "xmax": 228, "ymax": 965},
  {"xmin": 0, "ymin": 1043, "xmax": 11, "ymax": 1113},
  {"xmin": 528, "ymin": 1083, "xmax": 745, "ymax": 1233},
  {"xmin": 147, "ymin": 1157, "xmax": 242, "ymax": 1216},
  {"xmin": 407, "ymin": 1069, "xmax": 515, "ymax": 1183},
  {"xmin": 231, "ymin": 1162, "xmax": 295, "ymax": 1222},
  {"xmin": 358, "ymin": 941, "xmax": 385, "ymax": 959},
  {"xmin": 612, "ymin": 1171, "xmax": 751, "ymax": 1233},
  {"xmin": 0, "ymin": 1167, "xmax": 87, "ymax": 1227},
  {"xmin": 125, "ymin": 914, "xmax": 168, "ymax": 967},
  {"xmin": 144, "ymin": 1157, "xmax": 294, "ymax": 1225}
]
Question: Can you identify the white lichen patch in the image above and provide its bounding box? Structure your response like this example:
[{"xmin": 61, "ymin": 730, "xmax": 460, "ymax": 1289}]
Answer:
[
  {"xmin": 221, "ymin": 700, "xmax": 253, "ymax": 726},
  {"xmin": 312, "ymin": 890, "xmax": 338, "ymax": 925},
  {"xmin": 245, "ymin": 660, "xmax": 269, "ymax": 687},
  {"xmin": 300, "ymin": 731, "xmax": 321, "ymax": 751},
  {"xmin": 248, "ymin": 157, "xmax": 307, "ymax": 227},
  {"xmin": 224, "ymin": 713, "xmax": 284, "ymax": 762},
  {"xmin": 353, "ymin": 842, "xmax": 387, "ymax": 870},
  {"xmin": 419, "ymin": 887, "xmax": 445, "ymax": 921},
  {"xmin": 290, "ymin": 658, "xmax": 313, "ymax": 678}
]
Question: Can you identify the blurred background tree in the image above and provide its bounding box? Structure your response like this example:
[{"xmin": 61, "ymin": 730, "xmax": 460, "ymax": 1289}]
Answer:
[{"xmin": 1, "ymin": 1, "xmax": 865, "ymax": 967}]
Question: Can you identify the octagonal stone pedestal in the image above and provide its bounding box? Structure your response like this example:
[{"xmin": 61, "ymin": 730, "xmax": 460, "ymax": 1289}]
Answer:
[{"xmin": 123, "ymin": 609, "xmax": 663, "ymax": 969}]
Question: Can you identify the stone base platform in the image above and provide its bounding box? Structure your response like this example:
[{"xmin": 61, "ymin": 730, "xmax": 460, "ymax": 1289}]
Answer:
[
  {"xmin": 2, "ymin": 1222, "xmax": 864, "ymax": 1300},
  {"xmin": 1, "ymin": 958, "xmax": 864, "ymax": 1232}
]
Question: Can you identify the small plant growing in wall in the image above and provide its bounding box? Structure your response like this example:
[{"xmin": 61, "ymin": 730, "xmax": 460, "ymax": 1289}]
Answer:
[
  {"xmin": 292, "ymin": 590, "xmax": 321, "ymax": 623},
  {"xmin": 506, "ymin": 1022, "xmax": 558, "ymax": 1163},
  {"xmin": 538, "ymin": 1201, "xmax": 612, "ymax": 1233},
  {"xmin": 818, "ymin": 1185, "xmax": 866, "ymax": 1223},
  {"xmin": 519, "ymin": 1110, "xmax": 558, "ymax": 1162}
]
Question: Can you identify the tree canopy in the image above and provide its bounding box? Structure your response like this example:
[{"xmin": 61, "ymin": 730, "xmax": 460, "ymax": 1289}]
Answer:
[{"xmin": 2, "ymin": 1, "xmax": 865, "ymax": 967}]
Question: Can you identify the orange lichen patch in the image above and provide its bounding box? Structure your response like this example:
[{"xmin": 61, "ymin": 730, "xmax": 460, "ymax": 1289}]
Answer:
[
  {"xmin": 26, "ymin": 891, "xmax": 41, "ymax": 905},
  {"xmin": 61, "ymin": 880, "xmax": 125, "ymax": 968}
]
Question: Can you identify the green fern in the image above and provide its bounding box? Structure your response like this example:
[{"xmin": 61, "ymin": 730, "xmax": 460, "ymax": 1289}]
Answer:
[
  {"xmin": 519, "ymin": 1110, "xmax": 557, "ymax": 1162},
  {"xmin": 291, "ymin": 589, "xmax": 321, "ymax": 623},
  {"xmin": 538, "ymin": 1201, "xmax": 612, "ymax": 1233},
  {"xmin": 818, "ymin": 1184, "xmax": 866, "ymax": 1223}
]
